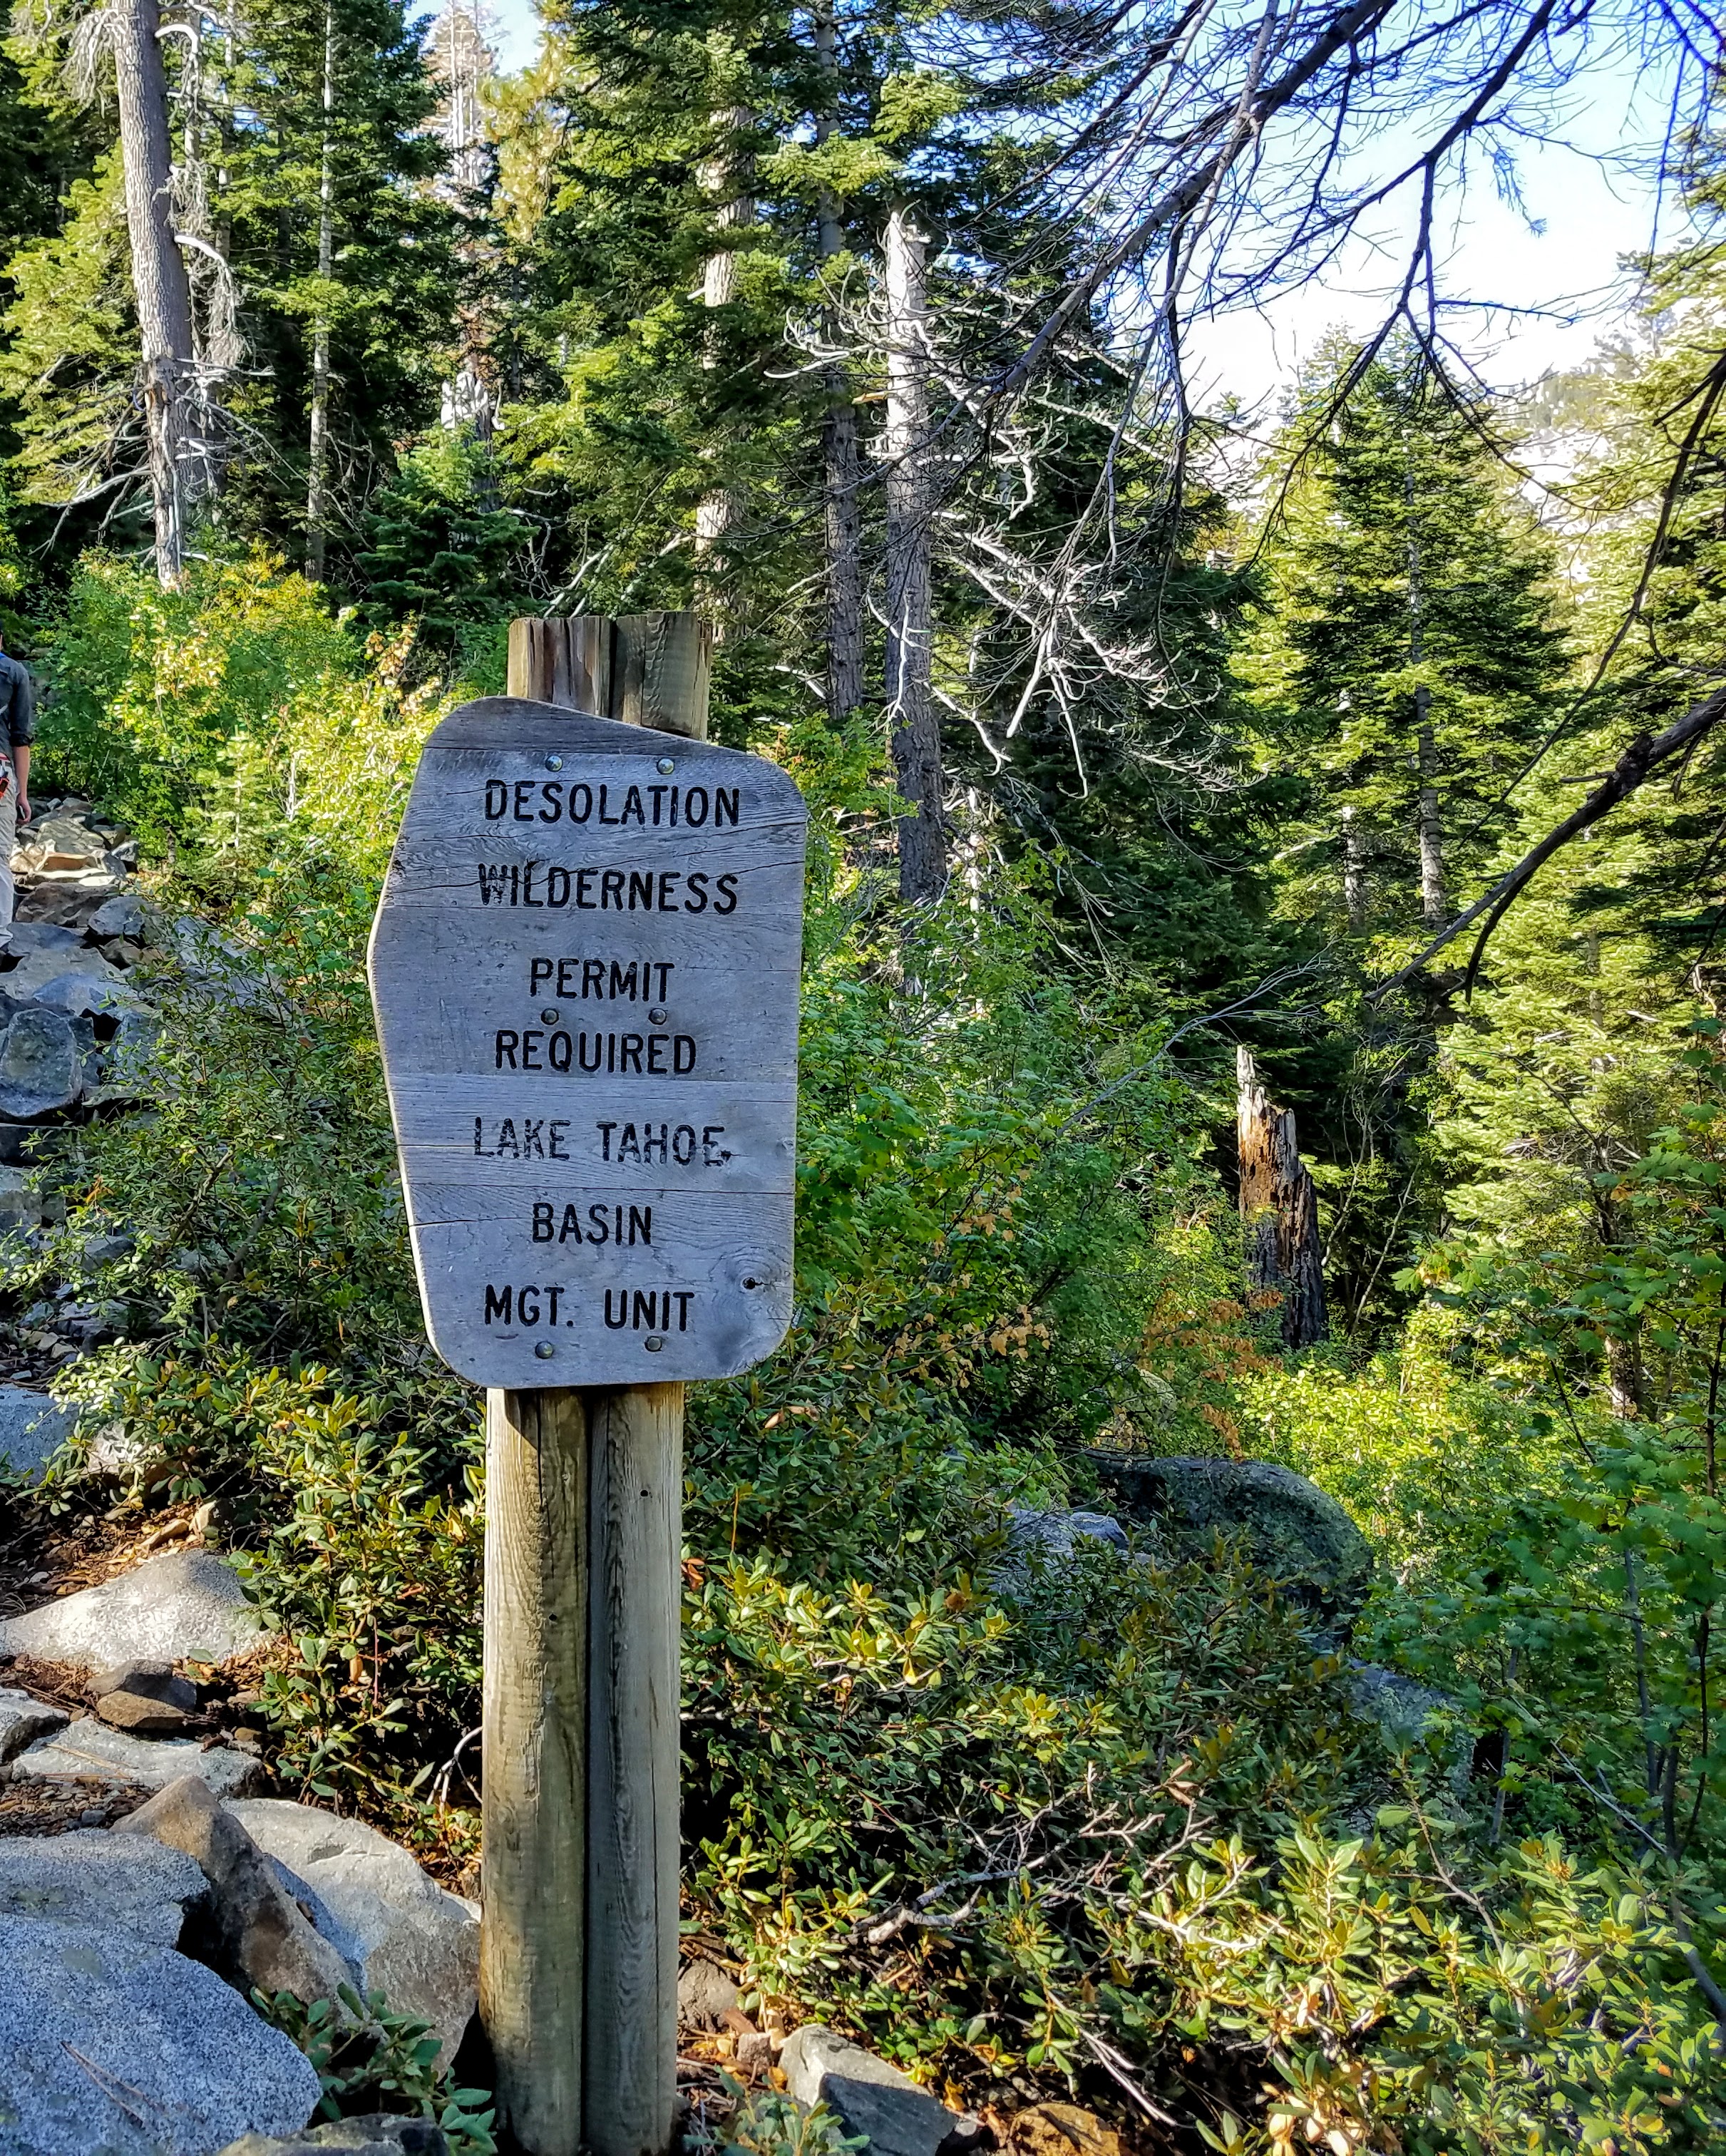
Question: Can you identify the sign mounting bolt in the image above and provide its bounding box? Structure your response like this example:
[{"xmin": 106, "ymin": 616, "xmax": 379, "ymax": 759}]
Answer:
[
  {"xmin": 648, "ymin": 1007, "xmax": 668, "ymax": 1025},
  {"xmin": 541, "ymin": 1008, "xmax": 560, "ymax": 1024},
  {"xmin": 644, "ymin": 1335, "xmax": 665, "ymax": 1351},
  {"xmin": 545, "ymin": 754, "xmax": 564, "ymax": 771},
  {"xmin": 535, "ymin": 1341, "xmax": 555, "ymax": 1359},
  {"xmin": 656, "ymin": 756, "xmax": 675, "ymax": 774}
]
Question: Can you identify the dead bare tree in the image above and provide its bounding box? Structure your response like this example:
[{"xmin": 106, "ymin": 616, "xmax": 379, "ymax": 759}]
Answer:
[{"xmin": 1237, "ymin": 1047, "xmax": 1329, "ymax": 1349}]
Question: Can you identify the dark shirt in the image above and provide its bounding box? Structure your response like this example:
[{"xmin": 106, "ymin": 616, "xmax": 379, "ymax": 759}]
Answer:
[{"xmin": 0, "ymin": 654, "xmax": 35, "ymax": 749}]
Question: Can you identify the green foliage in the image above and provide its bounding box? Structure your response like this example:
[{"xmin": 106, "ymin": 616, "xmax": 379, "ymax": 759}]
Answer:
[{"xmin": 255, "ymin": 1983, "xmax": 496, "ymax": 2154}]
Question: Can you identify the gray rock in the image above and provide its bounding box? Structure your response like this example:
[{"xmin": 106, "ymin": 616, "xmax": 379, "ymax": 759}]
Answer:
[
  {"xmin": 0, "ymin": 1383, "xmax": 78, "ymax": 1479},
  {"xmin": 0, "ymin": 1162, "xmax": 48, "ymax": 1230},
  {"xmin": 92, "ymin": 1660, "xmax": 201, "ymax": 1710},
  {"xmin": 677, "ymin": 1954, "xmax": 741, "ymax": 2029},
  {"xmin": 88, "ymin": 892, "xmax": 148, "ymax": 940},
  {"xmin": 780, "ymin": 2026, "xmax": 982, "ymax": 2156},
  {"xmin": 0, "ymin": 946, "xmax": 124, "ymax": 1002},
  {"xmin": 1351, "ymin": 1663, "xmax": 1469, "ymax": 1797},
  {"xmin": 117, "ymin": 1775, "xmax": 356, "ymax": 2008},
  {"xmin": 0, "ymin": 1005, "xmax": 83, "ymax": 1116},
  {"xmin": 231, "ymin": 1800, "xmax": 480, "ymax": 2065},
  {"xmin": 31, "ymin": 967, "xmax": 142, "ymax": 1019},
  {"xmin": 0, "ymin": 921, "xmax": 85, "ymax": 956},
  {"xmin": 0, "ymin": 1549, "xmax": 271, "ymax": 1666},
  {"xmin": 0, "ymin": 1827, "xmax": 207, "ymax": 1946},
  {"xmin": 1101, "ymin": 1455, "xmax": 1374, "ymax": 1626},
  {"xmin": 0, "ymin": 1910, "xmax": 321, "ymax": 2156},
  {"xmin": 217, "ymin": 2118, "xmax": 449, "ymax": 2156},
  {"xmin": 14, "ymin": 1715, "xmax": 264, "ymax": 1798},
  {"xmin": 0, "ymin": 1120, "xmax": 66, "ymax": 1164},
  {"xmin": 1007, "ymin": 1506, "xmax": 1131, "ymax": 1561},
  {"xmin": 0, "ymin": 1685, "xmax": 69, "ymax": 1762}
]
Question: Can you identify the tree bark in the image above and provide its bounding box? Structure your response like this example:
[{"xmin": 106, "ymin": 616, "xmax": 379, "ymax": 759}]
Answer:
[
  {"xmin": 1406, "ymin": 442, "xmax": 1445, "ymax": 923},
  {"xmin": 1236, "ymin": 1046, "xmax": 1328, "ymax": 1349},
  {"xmin": 112, "ymin": 0, "xmax": 202, "ymax": 586},
  {"xmin": 814, "ymin": 3, "xmax": 863, "ymax": 723},
  {"xmin": 305, "ymin": 4, "xmax": 335, "ymax": 583},
  {"xmin": 883, "ymin": 199, "xmax": 945, "ymax": 905},
  {"xmin": 694, "ymin": 107, "xmax": 755, "ymax": 590},
  {"xmin": 1341, "ymin": 803, "xmax": 1366, "ymax": 928}
]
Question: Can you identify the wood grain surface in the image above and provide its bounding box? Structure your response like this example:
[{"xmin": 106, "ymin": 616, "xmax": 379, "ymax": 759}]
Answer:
[{"xmin": 369, "ymin": 696, "xmax": 807, "ymax": 1387}]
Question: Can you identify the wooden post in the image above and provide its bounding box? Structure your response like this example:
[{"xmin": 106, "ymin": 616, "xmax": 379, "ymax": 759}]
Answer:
[
  {"xmin": 485, "ymin": 610, "xmax": 712, "ymax": 2156},
  {"xmin": 1236, "ymin": 1045, "xmax": 1329, "ymax": 1350}
]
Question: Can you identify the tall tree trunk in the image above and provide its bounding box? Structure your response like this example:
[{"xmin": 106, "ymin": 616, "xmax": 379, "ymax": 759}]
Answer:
[
  {"xmin": 305, "ymin": 4, "xmax": 335, "ymax": 583},
  {"xmin": 694, "ymin": 107, "xmax": 755, "ymax": 591},
  {"xmin": 814, "ymin": 1, "xmax": 863, "ymax": 722},
  {"xmin": 1341, "ymin": 803, "xmax": 1366, "ymax": 928},
  {"xmin": 1405, "ymin": 443, "xmax": 1445, "ymax": 923},
  {"xmin": 883, "ymin": 199, "xmax": 945, "ymax": 905},
  {"xmin": 113, "ymin": 0, "xmax": 201, "ymax": 586},
  {"xmin": 1237, "ymin": 1047, "xmax": 1329, "ymax": 1349}
]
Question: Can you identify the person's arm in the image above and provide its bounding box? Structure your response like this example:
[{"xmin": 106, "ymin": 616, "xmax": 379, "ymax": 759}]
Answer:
[
  {"xmin": 12, "ymin": 741, "xmax": 29, "ymax": 825},
  {"xmin": 9, "ymin": 662, "xmax": 33, "ymax": 823}
]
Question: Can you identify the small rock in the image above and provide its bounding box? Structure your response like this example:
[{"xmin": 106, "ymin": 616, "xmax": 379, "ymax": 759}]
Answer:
[
  {"xmin": 0, "ymin": 1827, "xmax": 207, "ymax": 1947},
  {"xmin": 0, "ymin": 1005, "xmax": 84, "ymax": 1117},
  {"xmin": 0, "ymin": 1549, "xmax": 272, "ymax": 1665},
  {"xmin": 217, "ymin": 2117, "xmax": 450, "ymax": 2155},
  {"xmin": 1008, "ymin": 2106, "xmax": 1120, "ymax": 2156},
  {"xmin": 96, "ymin": 1688, "xmax": 200, "ymax": 1735},
  {"xmin": 1100, "ymin": 1455, "xmax": 1374, "ymax": 1628},
  {"xmin": 116, "ymin": 1775, "xmax": 356, "ymax": 2007},
  {"xmin": 1350, "ymin": 1663, "xmax": 1469, "ymax": 1797},
  {"xmin": 232, "ymin": 1799, "xmax": 481, "ymax": 2065},
  {"xmin": 1006, "ymin": 1506, "xmax": 1131, "ymax": 1561},
  {"xmin": 14, "ymin": 1715, "xmax": 263, "ymax": 1797},
  {"xmin": 0, "ymin": 1685, "xmax": 69, "ymax": 1762},
  {"xmin": 678, "ymin": 1953, "xmax": 741, "ymax": 2029},
  {"xmin": 1, "ymin": 921, "xmax": 86, "ymax": 957},
  {"xmin": 0, "ymin": 946, "xmax": 124, "ymax": 1000},
  {"xmin": 88, "ymin": 893, "xmax": 148, "ymax": 941},
  {"xmin": 0, "ymin": 1161, "xmax": 48, "ymax": 1230},
  {"xmin": 0, "ymin": 1910, "xmax": 322, "ymax": 2156},
  {"xmin": 31, "ymin": 967, "xmax": 141, "ymax": 1019},
  {"xmin": 0, "ymin": 1383, "xmax": 78, "ymax": 1480},
  {"xmin": 781, "ymin": 2026, "xmax": 983, "ymax": 2156},
  {"xmin": 91, "ymin": 1659, "xmax": 201, "ymax": 1710}
]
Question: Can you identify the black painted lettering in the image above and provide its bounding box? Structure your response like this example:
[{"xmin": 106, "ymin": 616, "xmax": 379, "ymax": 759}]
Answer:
[
  {"xmin": 550, "ymin": 1030, "xmax": 572, "ymax": 1072},
  {"xmin": 715, "ymin": 874, "xmax": 739, "ymax": 915},
  {"xmin": 560, "ymin": 1204, "xmax": 582, "ymax": 1243},
  {"xmin": 657, "ymin": 871, "xmax": 680, "ymax": 911},
  {"xmin": 589, "ymin": 1203, "xmax": 610, "ymax": 1245},
  {"xmin": 609, "ymin": 960, "xmax": 638, "ymax": 1000},
  {"xmin": 628, "ymin": 870, "xmax": 653, "ymax": 910},
  {"xmin": 673, "ymin": 1290, "xmax": 694, "ymax": 1330},
  {"xmin": 530, "ymin": 958, "xmax": 553, "ymax": 995},
  {"xmin": 549, "ymin": 1119, "xmax": 569, "ymax": 1159},
  {"xmin": 649, "ymin": 784, "xmax": 668, "ymax": 825},
  {"xmin": 576, "ymin": 867, "xmax": 597, "ymax": 909},
  {"xmin": 549, "ymin": 1285, "xmax": 563, "ymax": 1325},
  {"xmin": 605, "ymin": 1289, "xmax": 628, "ymax": 1328},
  {"xmin": 521, "ymin": 862, "xmax": 544, "ymax": 908},
  {"xmin": 620, "ymin": 1034, "xmax": 644, "ymax": 1074},
  {"xmin": 685, "ymin": 786, "xmax": 709, "ymax": 827},
  {"xmin": 578, "ymin": 1032, "xmax": 602, "ymax": 1072},
  {"xmin": 496, "ymin": 1119, "xmax": 520, "ymax": 1158},
  {"xmin": 673, "ymin": 1124, "xmax": 695, "ymax": 1164},
  {"xmin": 601, "ymin": 868, "xmax": 625, "ymax": 909},
  {"xmin": 621, "ymin": 785, "xmax": 645, "ymax": 826},
  {"xmin": 540, "ymin": 781, "xmax": 563, "ymax": 821},
  {"xmin": 674, "ymin": 1035, "xmax": 697, "ymax": 1073},
  {"xmin": 513, "ymin": 781, "xmax": 535, "ymax": 821},
  {"xmin": 569, "ymin": 782, "xmax": 592, "ymax": 823},
  {"xmin": 518, "ymin": 1285, "xmax": 542, "ymax": 1326},
  {"xmin": 618, "ymin": 1124, "xmax": 642, "ymax": 1164},
  {"xmin": 582, "ymin": 958, "xmax": 604, "ymax": 997},
  {"xmin": 703, "ymin": 1125, "xmax": 731, "ymax": 1165},
  {"xmin": 714, "ymin": 788, "xmax": 740, "ymax": 827},
  {"xmin": 630, "ymin": 1205, "xmax": 652, "ymax": 1246},
  {"xmin": 654, "ymin": 962, "xmax": 674, "ymax": 997},
  {"xmin": 478, "ymin": 864, "xmax": 512, "ymax": 905},
  {"xmin": 643, "ymin": 1122, "xmax": 667, "ymax": 1166},
  {"xmin": 523, "ymin": 1118, "xmax": 545, "ymax": 1158},
  {"xmin": 684, "ymin": 873, "xmax": 709, "ymax": 913},
  {"xmin": 474, "ymin": 1116, "xmax": 493, "ymax": 1156},
  {"xmin": 647, "ymin": 1034, "xmax": 668, "ymax": 1074},
  {"xmin": 495, "ymin": 1030, "xmax": 520, "ymax": 1069},
  {"xmin": 533, "ymin": 1203, "xmax": 554, "ymax": 1242},
  {"xmin": 632, "ymin": 1289, "xmax": 657, "ymax": 1330},
  {"xmin": 596, "ymin": 1121, "xmax": 617, "ymax": 1161},
  {"xmin": 520, "ymin": 1031, "xmax": 543, "ymax": 1071},
  {"xmin": 599, "ymin": 785, "xmax": 620, "ymax": 826},
  {"xmin": 546, "ymin": 866, "xmax": 570, "ymax": 906},
  {"xmin": 486, "ymin": 781, "xmax": 509, "ymax": 820},
  {"xmin": 485, "ymin": 1284, "xmax": 512, "ymax": 1324}
]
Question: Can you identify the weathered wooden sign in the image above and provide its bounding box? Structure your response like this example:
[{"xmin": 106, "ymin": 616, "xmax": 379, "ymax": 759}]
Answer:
[{"xmin": 369, "ymin": 695, "xmax": 808, "ymax": 1388}]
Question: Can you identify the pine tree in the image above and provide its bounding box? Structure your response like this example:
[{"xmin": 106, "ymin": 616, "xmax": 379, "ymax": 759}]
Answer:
[{"xmin": 1239, "ymin": 337, "xmax": 1569, "ymax": 943}]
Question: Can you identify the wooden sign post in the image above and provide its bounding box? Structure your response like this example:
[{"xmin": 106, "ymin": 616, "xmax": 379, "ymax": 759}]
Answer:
[{"xmin": 367, "ymin": 612, "xmax": 807, "ymax": 2156}]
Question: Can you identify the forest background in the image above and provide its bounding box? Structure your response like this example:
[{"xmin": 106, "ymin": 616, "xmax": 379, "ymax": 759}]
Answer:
[{"xmin": 4, "ymin": 1, "xmax": 1726, "ymax": 2151}]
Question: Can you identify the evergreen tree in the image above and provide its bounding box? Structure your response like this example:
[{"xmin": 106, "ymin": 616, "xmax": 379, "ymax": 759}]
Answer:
[{"xmin": 1239, "ymin": 337, "xmax": 1569, "ymax": 943}]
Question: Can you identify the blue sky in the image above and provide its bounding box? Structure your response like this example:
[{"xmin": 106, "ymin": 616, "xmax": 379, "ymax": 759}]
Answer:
[{"xmin": 474, "ymin": 1, "xmax": 1679, "ymax": 411}]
